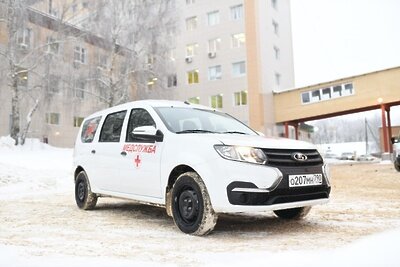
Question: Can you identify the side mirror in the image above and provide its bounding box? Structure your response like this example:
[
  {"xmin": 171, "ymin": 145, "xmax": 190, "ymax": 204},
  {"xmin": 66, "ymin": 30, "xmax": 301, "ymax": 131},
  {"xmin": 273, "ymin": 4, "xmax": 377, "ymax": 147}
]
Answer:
[
  {"xmin": 132, "ymin": 126, "xmax": 164, "ymax": 142},
  {"xmin": 391, "ymin": 137, "xmax": 399, "ymax": 144}
]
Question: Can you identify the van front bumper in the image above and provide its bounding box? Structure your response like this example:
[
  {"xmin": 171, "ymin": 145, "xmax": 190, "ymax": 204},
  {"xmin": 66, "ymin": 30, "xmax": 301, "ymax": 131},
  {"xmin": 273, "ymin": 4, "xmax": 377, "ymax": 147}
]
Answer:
[{"xmin": 201, "ymin": 157, "xmax": 331, "ymax": 214}]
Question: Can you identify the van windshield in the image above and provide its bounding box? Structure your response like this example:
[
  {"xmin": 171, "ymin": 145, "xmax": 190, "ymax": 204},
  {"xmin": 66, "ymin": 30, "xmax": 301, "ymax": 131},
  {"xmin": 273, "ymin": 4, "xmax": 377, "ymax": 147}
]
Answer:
[{"xmin": 154, "ymin": 107, "xmax": 257, "ymax": 135}]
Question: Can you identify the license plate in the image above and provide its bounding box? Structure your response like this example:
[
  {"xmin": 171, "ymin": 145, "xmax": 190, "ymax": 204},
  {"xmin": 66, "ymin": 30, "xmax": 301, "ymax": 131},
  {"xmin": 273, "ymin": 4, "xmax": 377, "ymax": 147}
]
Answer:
[{"xmin": 288, "ymin": 174, "xmax": 323, "ymax": 187}]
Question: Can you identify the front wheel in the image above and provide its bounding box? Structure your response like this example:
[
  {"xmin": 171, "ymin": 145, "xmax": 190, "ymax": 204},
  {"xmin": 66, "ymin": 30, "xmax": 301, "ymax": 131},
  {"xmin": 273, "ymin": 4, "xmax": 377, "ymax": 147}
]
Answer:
[
  {"xmin": 171, "ymin": 172, "xmax": 217, "ymax": 236},
  {"xmin": 75, "ymin": 171, "xmax": 98, "ymax": 210},
  {"xmin": 274, "ymin": 206, "xmax": 311, "ymax": 220}
]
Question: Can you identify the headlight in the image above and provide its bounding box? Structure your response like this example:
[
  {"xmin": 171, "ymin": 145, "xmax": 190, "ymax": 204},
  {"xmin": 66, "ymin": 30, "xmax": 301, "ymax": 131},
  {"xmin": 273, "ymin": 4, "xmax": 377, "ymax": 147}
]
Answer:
[{"xmin": 214, "ymin": 145, "xmax": 267, "ymax": 165}]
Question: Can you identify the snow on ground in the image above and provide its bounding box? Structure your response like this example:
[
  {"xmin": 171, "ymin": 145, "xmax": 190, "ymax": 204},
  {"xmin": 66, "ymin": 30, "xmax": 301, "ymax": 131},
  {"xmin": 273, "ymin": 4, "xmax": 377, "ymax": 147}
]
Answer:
[
  {"xmin": 0, "ymin": 137, "xmax": 399, "ymax": 266},
  {"xmin": 0, "ymin": 136, "xmax": 72, "ymax": 200}
]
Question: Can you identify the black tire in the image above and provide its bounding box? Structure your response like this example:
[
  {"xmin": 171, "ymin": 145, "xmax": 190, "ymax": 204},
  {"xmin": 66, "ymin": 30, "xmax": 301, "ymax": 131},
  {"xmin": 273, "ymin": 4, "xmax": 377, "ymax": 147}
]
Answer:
[
  {"xmin": 274, "ymin": 206, "xmax": 311, "ymax": 220},
  {"xmin": 75, "ymin": 171, "xmax": 98, "ymax": 210},
  {"xmin": 395, "ymin": 160, "xmax": 400, "ymax": 172},
  {"xmin": 171, "ymin": 172, "xmax": 217, "ymax": 236}
]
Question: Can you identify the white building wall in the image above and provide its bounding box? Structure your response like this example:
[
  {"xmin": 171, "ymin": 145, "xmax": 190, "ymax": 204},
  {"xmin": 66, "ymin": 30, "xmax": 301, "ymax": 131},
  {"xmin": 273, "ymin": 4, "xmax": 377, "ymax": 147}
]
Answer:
[
  {"xmin": 174, "ymin": 0, "xmax": 249, "ymax": 124},
  {"xmin": 258, "ymin": 0, "xmax": 295, "ymax": 136}
]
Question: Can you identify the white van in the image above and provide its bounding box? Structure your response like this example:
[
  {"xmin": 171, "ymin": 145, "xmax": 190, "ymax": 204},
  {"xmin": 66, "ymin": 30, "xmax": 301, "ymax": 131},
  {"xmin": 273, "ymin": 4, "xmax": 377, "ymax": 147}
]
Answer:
[{"xmin": 73, "ymin": 100, "xmax": 331, "ymax": 235}]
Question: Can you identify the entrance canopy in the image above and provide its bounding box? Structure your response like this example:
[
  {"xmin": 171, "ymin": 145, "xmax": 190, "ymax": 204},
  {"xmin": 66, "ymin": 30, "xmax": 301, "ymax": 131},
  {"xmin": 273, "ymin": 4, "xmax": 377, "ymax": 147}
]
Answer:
[{"xmin": 273, "ymin": 66, "xmax": 400, "ymax": 153}]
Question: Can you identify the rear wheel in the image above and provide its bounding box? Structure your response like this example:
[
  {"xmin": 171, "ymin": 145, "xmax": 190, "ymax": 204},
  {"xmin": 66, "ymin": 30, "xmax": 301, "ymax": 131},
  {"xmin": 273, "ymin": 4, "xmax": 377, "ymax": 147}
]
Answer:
[
  {"xmin": 395, "ymin": 160, "xmax": 400, "ymax": 172},
  {"xmin": 75, "ymin": 171, "xmax": 97, "ymax": 210},
  {"xmin": 274, "ymin": 206, "xmax": 311, "ymax": 220},
  {"xmin": 171, "ymin": 172, "xmax": 217, "ymax": 236}
]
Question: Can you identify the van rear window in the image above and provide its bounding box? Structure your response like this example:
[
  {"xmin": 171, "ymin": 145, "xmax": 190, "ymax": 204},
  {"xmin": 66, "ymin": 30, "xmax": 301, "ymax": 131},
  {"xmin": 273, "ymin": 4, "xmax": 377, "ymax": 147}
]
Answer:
[{"xmin": 81, "ymin": 116, "xmax": 101, "ymax": 143}]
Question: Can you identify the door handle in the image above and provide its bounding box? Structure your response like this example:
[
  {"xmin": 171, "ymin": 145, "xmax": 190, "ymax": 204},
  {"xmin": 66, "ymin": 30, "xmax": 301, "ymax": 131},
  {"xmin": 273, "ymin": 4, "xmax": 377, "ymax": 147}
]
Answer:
[
  {"xmin": 91, "ymin": 150, "xmax": 96, "ymax": 154},
  {"xmin": 121, "ymin": 151, "xmax": 127, "ymax": 156}
]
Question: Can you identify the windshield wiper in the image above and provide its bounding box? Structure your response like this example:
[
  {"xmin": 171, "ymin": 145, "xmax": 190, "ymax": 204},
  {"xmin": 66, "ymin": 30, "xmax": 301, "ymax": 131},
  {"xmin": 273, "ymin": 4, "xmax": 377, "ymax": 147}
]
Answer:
[
  {"xmin": 176, "ymin": 129, "xmax": 216, "ymax": 134},
  {"xmin": 222, "ymin": 131, "xmax": 248, "ymax": 135}
]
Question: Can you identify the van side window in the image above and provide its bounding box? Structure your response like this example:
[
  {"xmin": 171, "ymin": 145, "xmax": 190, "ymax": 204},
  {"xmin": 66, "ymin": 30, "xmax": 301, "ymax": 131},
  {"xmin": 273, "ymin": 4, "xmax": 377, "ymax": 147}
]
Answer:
[
  {"xmin": 99, "ymin": 110, "xmax": 127, "ymax": 142},
  {"xmin": 126, "ymin": 108, "xmax": 156, "ymax": 142},
  {"xmin": 81, "ymin": 116, "xmax": 101, "ymax": 143}
]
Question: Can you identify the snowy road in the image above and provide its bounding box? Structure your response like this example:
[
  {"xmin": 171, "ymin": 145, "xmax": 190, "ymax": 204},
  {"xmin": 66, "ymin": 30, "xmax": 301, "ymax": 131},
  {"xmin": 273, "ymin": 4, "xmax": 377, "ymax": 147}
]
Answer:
[{"xmin": 1, "ymin": 138, "xmax": 400, "ymax": 266}]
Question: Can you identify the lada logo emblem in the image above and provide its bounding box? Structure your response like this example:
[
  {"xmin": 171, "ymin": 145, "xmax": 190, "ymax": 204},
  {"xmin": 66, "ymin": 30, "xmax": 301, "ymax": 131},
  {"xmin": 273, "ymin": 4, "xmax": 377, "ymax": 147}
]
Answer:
[{"xmin": 292, "ymin": 152, "xmax": 308, "ymax": 161}]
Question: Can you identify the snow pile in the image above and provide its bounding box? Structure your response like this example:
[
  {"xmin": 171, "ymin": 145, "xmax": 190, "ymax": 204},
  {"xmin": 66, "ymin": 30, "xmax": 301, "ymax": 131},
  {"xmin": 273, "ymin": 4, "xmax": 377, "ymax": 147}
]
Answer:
[
  {"xmin": 200, "ymin": 228, "xmax": 400, "ymax": 267},
  {"xmin": 0, "ymin": 136, "xmax": 73, "ymax": 200},
  {"xmin": 0, "ymin": 228, "xmax": 399, "ymax": 267}
]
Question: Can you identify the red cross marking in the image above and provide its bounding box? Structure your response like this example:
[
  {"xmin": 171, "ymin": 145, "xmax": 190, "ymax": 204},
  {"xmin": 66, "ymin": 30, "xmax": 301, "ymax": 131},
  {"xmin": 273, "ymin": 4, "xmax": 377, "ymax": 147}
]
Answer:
[{"xmin": 134, "ymin": 155, "xmax": 141, "ymax": 168}]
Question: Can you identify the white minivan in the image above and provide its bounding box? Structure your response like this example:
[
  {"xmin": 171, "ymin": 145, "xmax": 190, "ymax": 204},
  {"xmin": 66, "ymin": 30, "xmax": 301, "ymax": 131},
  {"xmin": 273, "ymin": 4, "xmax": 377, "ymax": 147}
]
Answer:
[{"xmin": 74, "ymin": 100, "xmax": 331, "ymax": 235}]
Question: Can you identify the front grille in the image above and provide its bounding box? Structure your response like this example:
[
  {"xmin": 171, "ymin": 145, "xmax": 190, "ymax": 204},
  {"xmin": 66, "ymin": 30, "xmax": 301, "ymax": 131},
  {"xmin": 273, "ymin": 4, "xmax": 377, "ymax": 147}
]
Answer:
[{"xmin": 262, "ymin": 149, "xmax": 323, "ymax": 167}]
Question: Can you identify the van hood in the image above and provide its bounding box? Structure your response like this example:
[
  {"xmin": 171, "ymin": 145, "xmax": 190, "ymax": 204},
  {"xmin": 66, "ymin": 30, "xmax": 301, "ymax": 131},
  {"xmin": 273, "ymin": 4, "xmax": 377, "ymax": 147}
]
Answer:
[{"xmin": 215, "ymin": 134, "xmax": 316, "ymax": 150}]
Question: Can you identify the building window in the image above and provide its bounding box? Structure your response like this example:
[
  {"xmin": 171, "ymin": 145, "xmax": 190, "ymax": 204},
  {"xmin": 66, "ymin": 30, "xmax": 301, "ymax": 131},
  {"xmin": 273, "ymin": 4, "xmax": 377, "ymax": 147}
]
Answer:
[
  {"xmin": 208, "ymin": 38, "xmax": 221, "ymax": 53},
  {"xmin": 208, "ymin": 65, "xmax": 222, "ymax": 81},
  {"xmin": 167, "ymin": 74, "xmax": 177, "ymax": 87},
  {"xmin": 211, "ymin": 94, "xmax": 223, "ymax": 109},
  {"xmin": 46, "ymin": 113, "xmax": 60, "ymax": 125},
  {"xmin": 17, "ymin": 69, "xmax": 28, "ymax": 88},
  {"xmin": 273, "ymin": 46, "xmax": 280, "ymax": 59},
  {"xmin": 169, "ymin": 48, "xmax": 176, "ymax": 61},
  {"xmin": 188, "ymin": 97, "xmax": 200, "ymax": 104},
  {"xmin": 271, "ymin": 0, "xmax": 278, "ymax": 10},
  {"xmin": 321, "ymin": 88, "xmax": 331, "ymax": 100},
  {"xmin": 332, "ymin": 85, "xmax": 342, "ymax": 97},
  {"xmin": 73, "ymin": 117, "xmax": 84, "ymax": 127},
  {"xmin": 300, "ymin": 82, "xmax": 355, "ymax": 104},
  {"xmin": 186, "ymin": 0, "xmax": 195, "ymax": 4},
  {"xmin": 343, "ymin": 83, "xmax": 353, "ymax": 96},
  {"xmin": 47, "ymin": 75, "xmax": 60, "ymax": 93},
  {"xmin": 74, "ymin": 46, "xmax": 86, "ymax": 64},
  {"xmin": 232, "ymin": 33, "xmax": 245, "ymax": 48},
  {"xmin": 207, "ymin": 10, "xmax": 220, "ymax": 26},
  {"xmin": 75, "ymin": 81, "xmax": 86, "ymax": 99},
  {"xmin": 232, "ymin": 61, "xmax": 246, "ymax": 77},
  {"xmin": 17, "ymin": 28, "xmax": 32, "ymax": 49},
  {"xmin": 98, "ymin": 54, "xmax": 108, "ymax": 69},
  {"xmin": 186, "ymin": 16, "xmax": 197, "ymax": 31},
  {"xmin": 230, "ymin": 4, "xmax": 243, "ymax": 20},
  {"xmin": 311, "ymin": 90, "xmax": 321, "ymax": 102},
  {"xmin": 301, "ymin": 92, "xmax": 310, "ymax": 103},
  {"xmin": 275, "ymin": 72, "xmax": 281, "ymax": 87},
  {"xmin": 186, "ymin": 43, "xmax": 199, "ymax": 57},
  {"xmin": 234, "ymin": 91, "xmax": 248, "ymax": 106},
  {"xmin": 187, "ymin": 70, "xmax": 199, "ymax": 84},
  {"xmin": 147, "ymin": 78, "xmax": 157, "ymax": 90},
  {"xmin": 272, "ymin": 20, "xmax": 279, "ymax": 35},
  {"xmin": 46, "ymin": 36, "xmax": 59, "ymax": 54}
]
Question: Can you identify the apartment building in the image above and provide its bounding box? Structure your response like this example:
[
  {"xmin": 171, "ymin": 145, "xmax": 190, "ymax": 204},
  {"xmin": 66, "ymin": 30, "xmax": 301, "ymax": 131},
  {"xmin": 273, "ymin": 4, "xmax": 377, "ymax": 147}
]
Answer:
[
  {"xmin": 0, "ymin": 2, "xmax": 132, "ymax": 147},
  {"xmin": 173, "ymin": 0, "xmax": 294, "ymax": 136}
]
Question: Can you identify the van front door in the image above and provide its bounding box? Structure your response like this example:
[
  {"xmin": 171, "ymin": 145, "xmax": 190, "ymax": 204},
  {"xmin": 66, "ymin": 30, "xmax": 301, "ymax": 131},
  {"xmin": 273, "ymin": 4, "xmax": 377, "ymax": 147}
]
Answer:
[{"xmin": 119, "ymin": 108, "xmax": 163, "ymax": 198}]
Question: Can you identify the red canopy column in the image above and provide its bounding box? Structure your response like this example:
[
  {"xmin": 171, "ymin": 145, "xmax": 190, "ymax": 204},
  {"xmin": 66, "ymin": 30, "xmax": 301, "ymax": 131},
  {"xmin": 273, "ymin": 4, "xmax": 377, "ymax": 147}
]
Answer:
[
  {"xmin": 284, "ymin": 122, "xmax": 289, "ymax": 138},
  {"xmin": 381, "ymin": 104, "xmax": 389, "ymax": 153},
  {"xmin": 387, "ymin": 106, "xmax": 393, "ymax": 153}
]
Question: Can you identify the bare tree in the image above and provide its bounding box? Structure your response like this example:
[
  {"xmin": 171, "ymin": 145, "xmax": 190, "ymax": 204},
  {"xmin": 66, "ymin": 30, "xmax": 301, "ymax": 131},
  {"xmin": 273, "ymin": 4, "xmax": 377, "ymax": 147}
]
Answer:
[
  {"xmin": 87, "ymin": 0, "xmax": 177, "ymax": 107},
  {"xmin": 0, "ymin": 0, "xmax": 91, "ymax": 145}
]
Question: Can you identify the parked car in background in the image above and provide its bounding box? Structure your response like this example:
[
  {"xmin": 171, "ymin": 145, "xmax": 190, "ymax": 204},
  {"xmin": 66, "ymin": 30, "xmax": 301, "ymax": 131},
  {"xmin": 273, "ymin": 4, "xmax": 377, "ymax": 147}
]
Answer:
[
  {"xmin": 392, "ymin": 135, "xmax": 400, "ymax": 172},
  {"xmin": 356, "ymin": 155, "xmax": 377, "ymax": 161},
  {"xmin": 340, "ymin": 152, "xmax": 355, "ymax": 160}
]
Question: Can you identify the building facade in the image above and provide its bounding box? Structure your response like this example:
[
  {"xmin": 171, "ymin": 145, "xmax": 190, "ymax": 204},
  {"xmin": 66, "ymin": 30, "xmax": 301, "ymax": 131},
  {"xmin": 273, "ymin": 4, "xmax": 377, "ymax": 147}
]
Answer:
[
  {"xmin": 172, "ymin": 0, "xmax": 295, "ymax": 136},
  {"xmin": 0, "ymin": 1, "xmax": 133, "ymax": 147}
]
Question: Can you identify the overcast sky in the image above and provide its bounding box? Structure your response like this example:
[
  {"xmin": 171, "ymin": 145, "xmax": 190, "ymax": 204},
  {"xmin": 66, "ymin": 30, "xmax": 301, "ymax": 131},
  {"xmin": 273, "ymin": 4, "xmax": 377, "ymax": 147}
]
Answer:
[{"xmin": 290, "ymin": 0, "xmax": 400, "ymax": 125}]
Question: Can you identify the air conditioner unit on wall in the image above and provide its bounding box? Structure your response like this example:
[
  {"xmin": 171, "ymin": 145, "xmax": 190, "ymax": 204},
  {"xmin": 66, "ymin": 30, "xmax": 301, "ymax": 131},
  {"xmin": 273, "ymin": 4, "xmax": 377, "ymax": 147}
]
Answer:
[
  {"xmin": 208, "ymin": 52, "xmax": 216, "ymax": 58},
  {"xmin": 19, "ymin": 43, "xmax": 28, "ymax": 50},
  {"xmin": 185, "ymin": 57, "xmax": 193, "ymax": 63}
]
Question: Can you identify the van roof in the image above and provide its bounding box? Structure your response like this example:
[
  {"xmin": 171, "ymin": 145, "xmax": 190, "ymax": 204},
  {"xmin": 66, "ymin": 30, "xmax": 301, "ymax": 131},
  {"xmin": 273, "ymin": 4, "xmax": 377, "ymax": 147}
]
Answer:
[{"xmin": 85, "ymin": 100, "xmax": 215, "ymax": 119}]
